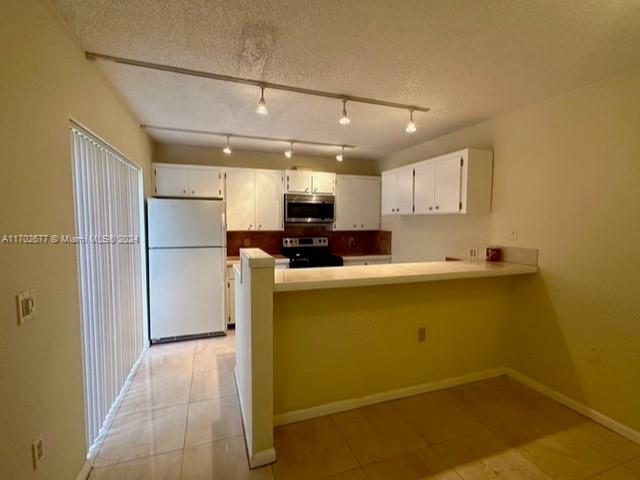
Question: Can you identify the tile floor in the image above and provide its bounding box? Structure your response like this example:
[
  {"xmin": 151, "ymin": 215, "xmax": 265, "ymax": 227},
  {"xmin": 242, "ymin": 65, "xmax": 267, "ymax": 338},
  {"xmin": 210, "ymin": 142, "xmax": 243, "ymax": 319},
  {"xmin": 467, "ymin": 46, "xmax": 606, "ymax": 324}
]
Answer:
[{"xmin": 89, "ymin": 333, "xmax": 640, "ymax": 480}]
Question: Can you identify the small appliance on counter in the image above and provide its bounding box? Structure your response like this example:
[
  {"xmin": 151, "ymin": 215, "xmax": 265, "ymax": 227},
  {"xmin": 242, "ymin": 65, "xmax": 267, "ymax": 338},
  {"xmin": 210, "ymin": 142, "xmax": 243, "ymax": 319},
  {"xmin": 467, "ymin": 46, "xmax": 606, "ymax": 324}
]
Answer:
[
  {"xmin": 281, "ymin": 236, "xmax": 343, "ymax": 269},
  {"xmin": 147, "ymin": 198, "xmax": 226, "ymax": 343}
]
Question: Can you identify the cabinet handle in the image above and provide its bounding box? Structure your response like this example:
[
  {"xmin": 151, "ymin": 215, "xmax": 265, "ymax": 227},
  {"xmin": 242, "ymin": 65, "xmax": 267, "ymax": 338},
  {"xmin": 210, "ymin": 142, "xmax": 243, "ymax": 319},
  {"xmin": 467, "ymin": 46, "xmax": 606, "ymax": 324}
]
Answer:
[
  {"xmin": 353, "ymin": 224, "xmax": 357, "ymax": 228},
  {"xmin": 435, "ymin": 206, "xmax": 439, "ymax": 210},
  {"xmin": 248, "ymin": 224, "xmax": 253, "ymax": 230},
  {"xmin": 258, "ymin": 225, "xmax": 262, "ymax": 229},
  {"xmin": 305, "ymin": 187, "xmax": 309, "ymax": 192},
  {"xmin": 361, "ymin": 224, "xmax": 364, "ymax": 228},
  {"xmin": 429, "ymin": 206, "xmax": 433, "ymax": 211},
  {"xmin": 191, "ymin": 190, "xmax": 195, "ymax": 194}
]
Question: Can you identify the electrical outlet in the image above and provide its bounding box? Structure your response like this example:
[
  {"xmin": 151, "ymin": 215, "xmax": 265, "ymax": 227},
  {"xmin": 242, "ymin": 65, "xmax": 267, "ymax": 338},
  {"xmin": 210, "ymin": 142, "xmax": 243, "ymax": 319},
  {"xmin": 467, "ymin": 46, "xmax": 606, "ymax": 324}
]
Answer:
[
  {"xmin": 16, "ymin": 289, "xmax": 36, "ymax": 325},
  {"xmin": 32, "ymin": 434, "xmax": 44, "ymax": 469},
  {"xmin": 417, "ymin": 327, "xmax": 426, "ymax": 343},
  {"xmin": 510, "ymin": 229, "xmax": 519, "ymax": 241},
  {"xmin": 243, "ymin": 238, "xmax": 250, "ymax": 247}
]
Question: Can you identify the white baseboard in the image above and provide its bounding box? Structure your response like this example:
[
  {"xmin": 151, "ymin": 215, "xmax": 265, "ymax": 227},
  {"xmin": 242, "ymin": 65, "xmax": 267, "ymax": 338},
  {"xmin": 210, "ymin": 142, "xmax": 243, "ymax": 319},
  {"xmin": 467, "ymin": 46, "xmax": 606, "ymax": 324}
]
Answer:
[
  {"xmin": 248, "ymin": 448, "xmax": 276, "ymax": 468},
  {"xmin": 274, "ymin": 367, "xmax": 507, "ymax": 426},
  {"xmin": 504, "ymin": 368, "xmax": 640, "ymax": 444},
  {"xmin": 75, "ymin": 459, "xmax": 92, "ymax": 480},
  {"xmin": 273, "ymin": 366, "xmax": 640, "ymax": 446}
]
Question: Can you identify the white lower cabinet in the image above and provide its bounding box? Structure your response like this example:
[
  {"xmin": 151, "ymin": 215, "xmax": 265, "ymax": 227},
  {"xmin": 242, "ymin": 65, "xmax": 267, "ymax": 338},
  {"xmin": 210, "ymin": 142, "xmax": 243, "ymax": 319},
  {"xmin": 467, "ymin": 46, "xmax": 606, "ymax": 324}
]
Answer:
[
  {"xmin": 225, "ymin": 168, "xmax": 284, "ymax": 231},
  {"xmin": 334, "ymin": 175, "xmax": 381, "ymax": 230}
]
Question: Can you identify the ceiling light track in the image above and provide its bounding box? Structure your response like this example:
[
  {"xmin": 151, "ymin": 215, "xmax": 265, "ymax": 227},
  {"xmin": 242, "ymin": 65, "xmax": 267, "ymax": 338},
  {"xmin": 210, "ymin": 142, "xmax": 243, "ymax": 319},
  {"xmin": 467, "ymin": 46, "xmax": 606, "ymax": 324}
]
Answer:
[
  {"xmin": 86, "ymin": 52, "xmax": 431, "ymax": 114},
  {"xmin": 141, "ymin": 125, "xmax": 356, "ymax": 150}
]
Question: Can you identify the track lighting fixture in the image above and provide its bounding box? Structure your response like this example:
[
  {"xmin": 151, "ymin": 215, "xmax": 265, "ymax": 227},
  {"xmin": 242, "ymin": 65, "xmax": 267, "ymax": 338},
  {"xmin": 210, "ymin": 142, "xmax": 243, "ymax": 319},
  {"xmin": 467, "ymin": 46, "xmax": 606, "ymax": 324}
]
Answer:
[
  {"xmin": 336, "ymin": 146, "xmax": 345, "ymax": 162},
  {"xmin": 405, "ymin": 109, "xmax": 416, "ymax": 133},
  {"xmin": 339, "ymin": 99, "xmax": 351, "ymax": 125},
  {"xmin": 223, "ymin": 135, "xmax": 232, "ymax": 154},
  {"xmin": 256, "ymin": 86, "xmax": 268, "ymax": 115},
  {"xmin": 284, "ymin": 141, "xmax": 294, "ymax": 158}
]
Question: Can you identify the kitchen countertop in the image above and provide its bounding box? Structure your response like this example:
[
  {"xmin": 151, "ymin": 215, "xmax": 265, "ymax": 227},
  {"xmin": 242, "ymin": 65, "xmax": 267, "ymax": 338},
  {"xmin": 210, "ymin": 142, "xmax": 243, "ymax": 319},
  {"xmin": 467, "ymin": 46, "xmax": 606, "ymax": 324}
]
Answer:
[
  {"xmin": 227, "ymin": 253, "xmax": 391, "ymax": 266},
  {"xmin": 273, "ymin": 260, "xmax": 537, "ymax": 292}
]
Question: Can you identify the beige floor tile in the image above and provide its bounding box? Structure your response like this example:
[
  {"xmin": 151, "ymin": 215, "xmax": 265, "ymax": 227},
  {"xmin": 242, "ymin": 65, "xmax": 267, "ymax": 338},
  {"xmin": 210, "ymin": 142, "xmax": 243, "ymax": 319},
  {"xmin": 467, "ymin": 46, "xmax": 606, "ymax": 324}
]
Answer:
[
  {"xmin": 190, "ymin": 368, "xmax": 237, "ymax": 402},
  {"xmin": 135, "ymin": 351, "xmax": 194, "ymax": 380},
  {"xmin": 148, "ymin": 340, "xmax": 197, "ymax": 356},
  {"xmin": 493, "ymin": 417, "xmax": 616, "ymax": 480},
  {"xmin": 432, "ymin": 429, "xmax": 552, "ymax": 479},
  {"xmin": 89, "ymin": 450, "xmax": 183, "ymax": 479},
  {"xmin": 94, "ymin": 405, "xmax": 189, "ymax": 466},
  {"xmin": 193, "ymin": 346, "xmax": 236, "ymax": 372},
  {"xmin": 118, "ymin": 373, "xmax": 192, "ymax": 414},
  {"xmin": 332, "ymin": 403, "xmax": 427, "ymax": 465},
  {"xmin": 321, "ymin": 468, "xmax": 370, "ymax": 479},
  {"xmin": 443, "ymin": 381, "xmax": 533, "ymax": 427},
  {"xmin": 195, "ymin": 333, "xmax": 234, "ymax": 352},
  {"xmin": 542, "ymin": 406, "xmax": 590, "ymax": 430},
  {"xmin": 363, "ymin": 446, "xmax": 462, "ymax": 479},
  {"xmin": 589, "ymin": 464, "xmax": 640, "ymax": 480},
  {"xmin": 272, "ymin": 416, "xmax": 358, "ymax": 480},
  {"xmin": 184, "ymin": 396, "xmax": 243, "ymax": 446},
  {"xmin": 391, "ymin": 391, "xmax": 485, "ymax": 444},
  {"xmin": 566, "ymin": 421, "xmax": 640, "ymax": 463},
  {"xmin": 181, "ymin": 436, "xmax": 272, "ymax": 480},
  {"xmin": 484, "ymin": 376, "xmax": 561, "ymax": 414}
]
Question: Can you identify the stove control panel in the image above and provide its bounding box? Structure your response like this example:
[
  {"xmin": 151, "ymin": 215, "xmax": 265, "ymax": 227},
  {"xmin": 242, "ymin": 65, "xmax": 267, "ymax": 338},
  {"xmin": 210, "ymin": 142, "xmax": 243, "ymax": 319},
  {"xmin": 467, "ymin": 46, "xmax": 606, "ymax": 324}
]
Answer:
[{"xmin": 282, "ymin": 237, "xmax": 329, "ymax": 248}]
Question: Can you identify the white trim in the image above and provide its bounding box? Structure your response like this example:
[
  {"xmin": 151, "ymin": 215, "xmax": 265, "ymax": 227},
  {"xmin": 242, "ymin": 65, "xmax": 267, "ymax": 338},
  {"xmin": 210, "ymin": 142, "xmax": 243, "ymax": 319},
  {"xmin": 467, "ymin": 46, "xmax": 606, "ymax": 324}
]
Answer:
[
  {"xmin": 75, "ymin": 459, "xmax": 92, "ymax": 480},
  {"xmin": 274, "ymin": 367, "xmax": 506, "ymax": 426},
  {"xmin": 248, "ymin": 448, "xmax": 277, "ymax": 468},
  {"xmin": 504, "ymin": 368, "xmax": 640, "ymax": 444}
]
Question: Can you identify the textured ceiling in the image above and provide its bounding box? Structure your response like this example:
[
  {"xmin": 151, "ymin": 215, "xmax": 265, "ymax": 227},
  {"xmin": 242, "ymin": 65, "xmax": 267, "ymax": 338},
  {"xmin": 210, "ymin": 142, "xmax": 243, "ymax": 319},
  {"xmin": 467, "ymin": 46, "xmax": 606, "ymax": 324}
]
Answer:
[{"xmin": 50, "ymin": 0, "xmax": 640, "ymax": 159}]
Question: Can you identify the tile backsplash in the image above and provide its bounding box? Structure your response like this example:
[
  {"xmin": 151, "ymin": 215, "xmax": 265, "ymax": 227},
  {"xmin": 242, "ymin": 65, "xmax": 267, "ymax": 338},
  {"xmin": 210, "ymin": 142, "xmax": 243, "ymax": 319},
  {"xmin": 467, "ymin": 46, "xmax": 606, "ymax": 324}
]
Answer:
[{"xmin": 227, "ymin": 228, "xmax": 391, "ymax": 257}]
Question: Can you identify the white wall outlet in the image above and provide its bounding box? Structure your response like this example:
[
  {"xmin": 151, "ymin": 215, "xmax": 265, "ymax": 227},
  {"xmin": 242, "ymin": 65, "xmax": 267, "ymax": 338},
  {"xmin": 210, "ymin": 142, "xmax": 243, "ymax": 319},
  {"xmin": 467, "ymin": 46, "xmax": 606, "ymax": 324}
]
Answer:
[
  {"xmin": 16, "ymin": 289, "xmax": 36, "ymax": 325},
  {"xmin": 509, "ymin": 229, "xmax": 519, "ymax": 241},
  {"xmin": 32, "ymin": 434, "xmax": 44, "ymax": 469}
]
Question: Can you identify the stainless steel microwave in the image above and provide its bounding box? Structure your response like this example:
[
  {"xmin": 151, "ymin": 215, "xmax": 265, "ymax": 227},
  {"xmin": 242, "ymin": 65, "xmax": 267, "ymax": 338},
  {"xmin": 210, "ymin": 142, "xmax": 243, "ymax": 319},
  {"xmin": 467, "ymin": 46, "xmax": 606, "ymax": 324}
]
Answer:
[{"xmin": 284, "ymin": 194, "xmax": 335, "ymax": 224}]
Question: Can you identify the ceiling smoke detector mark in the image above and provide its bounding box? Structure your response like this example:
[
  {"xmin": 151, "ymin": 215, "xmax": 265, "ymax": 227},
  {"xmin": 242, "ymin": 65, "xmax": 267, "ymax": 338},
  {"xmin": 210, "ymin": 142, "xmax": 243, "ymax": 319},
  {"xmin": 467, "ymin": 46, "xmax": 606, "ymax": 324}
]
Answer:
[{"xmin": 237, "ymin": 22, "xmax": 278, "ymax": 78}]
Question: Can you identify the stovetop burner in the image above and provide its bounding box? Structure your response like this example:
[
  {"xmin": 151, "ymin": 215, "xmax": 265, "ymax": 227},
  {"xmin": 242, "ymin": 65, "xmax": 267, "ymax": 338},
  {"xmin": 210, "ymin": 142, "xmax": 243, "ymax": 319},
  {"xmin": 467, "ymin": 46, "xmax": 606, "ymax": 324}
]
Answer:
[{"xmin": 281, "ymin": 236, "xmax": 343, "ymax": 269}]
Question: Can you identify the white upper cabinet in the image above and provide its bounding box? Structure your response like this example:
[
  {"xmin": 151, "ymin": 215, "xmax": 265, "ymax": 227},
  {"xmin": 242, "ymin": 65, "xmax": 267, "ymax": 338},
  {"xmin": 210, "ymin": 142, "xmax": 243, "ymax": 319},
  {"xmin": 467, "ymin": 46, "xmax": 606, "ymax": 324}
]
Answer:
[
  {"xmin": 285, "ymin": 170, "xmax": 336, "ymax": 195},
  {"xmin": 153, "ymin": 163, "xmax": 223, "ymax": 199},
  {"xmin": 255, "ymin": 170, "xmax": 284, "ymax": 230},
  {"xmin": 225, "ymin": 169, "xmax": 256, "ymax": 231},
  {"xmin": 225, "ymin": 168, "xmax": 284, "ymax": 231},
  {"xmin": 382, "ymin": 149, "xmax": 493, "ymax": 216},
  {"xmin": 381, "ymin": 166, "xmax": 414, "ymax": 215},
  {"xmin": 334, "ymin": 175, "xmax": 381, "ymax": 230}
]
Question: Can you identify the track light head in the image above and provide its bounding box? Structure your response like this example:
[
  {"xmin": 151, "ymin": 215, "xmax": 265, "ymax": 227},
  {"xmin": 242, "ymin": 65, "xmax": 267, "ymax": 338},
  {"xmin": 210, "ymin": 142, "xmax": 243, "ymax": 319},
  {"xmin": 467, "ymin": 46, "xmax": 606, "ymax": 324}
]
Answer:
[
  {"xmin": 284, "ymin": 141, "xmax": 294, "ymax": 158},
  {"xmin": 256, "ymin": 87, "xmax": 268, "ymax": 115},
  {"xmin": 223, "ymin": 136, "xmax": 232, "ymax": 155},
  {"xmin": 339, "ymin": 99, "xmax": 351, "ymax": 125},
  {"xmin": 405, "ymin": 109, "xmax": 416, "ymax": 133},
  {"xmin": 336, "ymin": 146, "xmax": 345, "ymax": 162}
]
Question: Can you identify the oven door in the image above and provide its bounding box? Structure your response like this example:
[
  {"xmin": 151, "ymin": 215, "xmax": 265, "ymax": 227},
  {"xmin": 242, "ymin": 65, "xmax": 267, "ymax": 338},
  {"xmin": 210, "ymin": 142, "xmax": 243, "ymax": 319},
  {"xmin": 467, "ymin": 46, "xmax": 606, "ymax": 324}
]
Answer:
[{"xmin": 285, "ymin": 194, "xmax": 335, "ymax": 224}]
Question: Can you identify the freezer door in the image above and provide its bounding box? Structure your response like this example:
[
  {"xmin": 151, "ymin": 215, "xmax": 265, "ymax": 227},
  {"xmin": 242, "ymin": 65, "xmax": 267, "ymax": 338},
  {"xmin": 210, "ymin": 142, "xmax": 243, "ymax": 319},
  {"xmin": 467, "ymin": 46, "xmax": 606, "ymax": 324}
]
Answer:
[
  {"xmin": 149, "ymin": 248, "xmax": 226, "ymax": 339},
  {"xmin": 148, "ymin": 198, "xmax": 225, "ymax": 248}
]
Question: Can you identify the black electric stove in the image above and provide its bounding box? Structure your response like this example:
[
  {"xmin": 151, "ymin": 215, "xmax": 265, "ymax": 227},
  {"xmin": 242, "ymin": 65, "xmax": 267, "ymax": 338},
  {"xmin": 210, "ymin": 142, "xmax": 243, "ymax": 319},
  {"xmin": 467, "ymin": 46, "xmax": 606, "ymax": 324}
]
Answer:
[{"xmin": 281, "ymin": 236, "xmax": 343, "ymax": 269}]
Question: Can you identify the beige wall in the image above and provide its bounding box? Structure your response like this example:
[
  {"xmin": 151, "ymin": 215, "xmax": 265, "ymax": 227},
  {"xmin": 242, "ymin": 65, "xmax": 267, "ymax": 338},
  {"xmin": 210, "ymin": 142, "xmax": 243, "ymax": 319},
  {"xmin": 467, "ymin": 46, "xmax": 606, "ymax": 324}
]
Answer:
[
  {"xmin": 154, "ymin": 143, "xmax": 379, "ymax": 176},
  {"xmin": 0, "ymin": 1, "xmax": 152, "ymax": 479},
  {"xmin": 379, "ymin": 67, "xmax": 640, "ymax": 432}
]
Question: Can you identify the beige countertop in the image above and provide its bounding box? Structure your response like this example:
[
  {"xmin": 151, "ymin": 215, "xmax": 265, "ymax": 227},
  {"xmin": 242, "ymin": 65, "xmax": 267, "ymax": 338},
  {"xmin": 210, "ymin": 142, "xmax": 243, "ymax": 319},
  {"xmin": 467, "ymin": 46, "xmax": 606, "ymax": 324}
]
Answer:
[{"xmin": 273, "ymin": 260, "xmax": 537, "ymax": 292}]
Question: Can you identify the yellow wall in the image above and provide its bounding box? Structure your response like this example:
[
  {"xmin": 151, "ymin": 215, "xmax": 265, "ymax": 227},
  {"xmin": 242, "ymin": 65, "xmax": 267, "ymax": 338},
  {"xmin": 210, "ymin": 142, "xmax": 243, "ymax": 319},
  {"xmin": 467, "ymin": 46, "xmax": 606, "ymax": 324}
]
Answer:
[
  {"xmin": 379, "ymin": 67, "xmax": 640, "ymax": 431},
  {"xmin": 154, "ymin": 143, "xmax": 379, "ymax": 176},
  {"xmin": 274, "ymin": 277, "xmax": 515, "ymax": 415},
  {"xmin": 0, "ymin": 1, "xmax": 152, "ymax": 479}
]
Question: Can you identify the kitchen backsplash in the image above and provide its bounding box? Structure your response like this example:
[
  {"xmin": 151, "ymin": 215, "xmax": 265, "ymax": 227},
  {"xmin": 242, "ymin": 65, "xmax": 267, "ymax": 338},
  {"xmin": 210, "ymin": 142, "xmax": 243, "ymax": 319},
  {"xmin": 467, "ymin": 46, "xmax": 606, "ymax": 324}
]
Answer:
[{"xmin": 227, "ymin": 228, "xmax": 391, "ymax": 256}]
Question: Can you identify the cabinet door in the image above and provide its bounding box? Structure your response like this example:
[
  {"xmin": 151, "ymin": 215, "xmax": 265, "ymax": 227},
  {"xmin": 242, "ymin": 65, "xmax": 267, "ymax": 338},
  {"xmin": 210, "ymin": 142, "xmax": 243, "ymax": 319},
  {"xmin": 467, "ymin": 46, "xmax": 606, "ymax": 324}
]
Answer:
[
  {"xmin": 255, "ymin": 170, "xmax": 284, "ymax": 230},
  {"xmin": 154, "ymin": 166, "xmax": 189, "ymax": 197},
  {"xmin": 226, "ymin": 266, "xmax": 235, "ymax": 325},
  {"xmin": 434, "ymin": 156, "xmax": 462, "ymax": 213},
  {"xmin": 396, "ymin": 167, "xmax": 415, "ymax": 214},
  {"xmin": 286, "ymin": 170, "xmax": 312, "ymax": 193},
  {"xmin": 414, "ymin": 162, "xmax": 436, "ymax": 214},
  {"xmin": 359, "ymin": 177, "xmax": 381, "ymax": 229},
  {"xmin": 225, "ymin": 169, "xmax": 256, "ymax": 231},
  {"xmin": 312, "ymin": 172, "xmax": 336, "ymax": 195},
  {"xmin": 381, "ymin": 171, "xmax": 396, "ymax": 215},
  {"xmin": 188, "ymin": 168, "xmax": 223, "ymax": 198},
  {"xmin": 334, "ymin": 176, "xmax": 359, "ymax": 230}
]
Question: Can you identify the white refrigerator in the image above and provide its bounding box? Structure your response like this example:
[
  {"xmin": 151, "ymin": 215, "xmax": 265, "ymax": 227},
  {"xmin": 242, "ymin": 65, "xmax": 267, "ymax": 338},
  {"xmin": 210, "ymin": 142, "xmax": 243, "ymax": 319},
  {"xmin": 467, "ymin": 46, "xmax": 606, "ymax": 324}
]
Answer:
[{"xmin": 148, "ymin": 198, "xmax": 226, "ymax": 342}]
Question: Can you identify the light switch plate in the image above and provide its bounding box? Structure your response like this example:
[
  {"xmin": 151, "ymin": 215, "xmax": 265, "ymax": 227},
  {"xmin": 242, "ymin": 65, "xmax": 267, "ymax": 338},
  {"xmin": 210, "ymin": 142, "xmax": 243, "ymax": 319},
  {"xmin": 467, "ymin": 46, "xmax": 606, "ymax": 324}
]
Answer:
[{"xmin": 16, "ymin": 289, "xmax": 36, "ymax": 325}]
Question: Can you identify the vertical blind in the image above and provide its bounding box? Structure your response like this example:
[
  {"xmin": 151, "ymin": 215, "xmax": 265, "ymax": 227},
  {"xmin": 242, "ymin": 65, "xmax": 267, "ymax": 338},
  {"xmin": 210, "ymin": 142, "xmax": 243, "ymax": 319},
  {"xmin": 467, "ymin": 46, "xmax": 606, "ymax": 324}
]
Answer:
[{"xmin": 70, "ymin": 125, "xmax": 145, "ymax": 453}]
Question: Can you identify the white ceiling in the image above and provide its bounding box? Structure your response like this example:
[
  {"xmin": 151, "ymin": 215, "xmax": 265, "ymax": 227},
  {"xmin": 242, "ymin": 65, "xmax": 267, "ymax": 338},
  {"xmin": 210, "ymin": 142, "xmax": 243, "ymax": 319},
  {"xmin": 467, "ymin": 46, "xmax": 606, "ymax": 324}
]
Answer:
[{"xmin": 50, "ymin": 0, "xmax": 640, "ymax": 159}]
